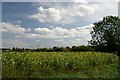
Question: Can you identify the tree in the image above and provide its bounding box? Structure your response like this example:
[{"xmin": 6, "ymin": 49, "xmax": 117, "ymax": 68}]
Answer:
[
  {"xmin": 12, "ymin": 47, "xmax": 16, "ymax": 51},
  {"xmin": 53, "ymin": 46, "xmax": 64, "ymax": 52},
  {"xmin": 89, "ymin": 16, "xmax": 120, "ymax": 55}
]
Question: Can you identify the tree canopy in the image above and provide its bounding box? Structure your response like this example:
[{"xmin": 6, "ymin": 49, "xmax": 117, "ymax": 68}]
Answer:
[{"xmin": 89, "ymin": 16, "xmax": 120, "ymax": 55}]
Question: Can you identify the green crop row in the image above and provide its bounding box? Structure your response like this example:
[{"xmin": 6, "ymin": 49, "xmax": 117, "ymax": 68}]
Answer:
[{"xmin": 2, "ymin": 52, "xmax": 118, "ymax": 78}]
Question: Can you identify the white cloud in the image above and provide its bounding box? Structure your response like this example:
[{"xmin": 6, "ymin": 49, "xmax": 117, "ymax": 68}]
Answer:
[
  {"xmin": 15, "ymin": 33, "xmax": 41, "ymax": 39},
  {"xmin": 72, "ymin": 4, "xmax": 97, "ymax": 16},
  {"xmin": 26, "ymin": 28, "xmax": 31, "ymax": 32},
  {"xmin": 0, "ymin": 22, "xmax": 26, "ymax": 34},
  {"xmin": 34, "ymin": 27, "xmax": 69, "ymax": 38},
  {"xmin": 29, "ymin": 2, "xmax": 98, "ymax": 24},
  {"xmin": 17, "ymin": 24, "xmax": 93, "ymax": 40},
  {"xmin": 73, "ymin": 0, "xmax": 87, "ymax": 4},
  {"xmin": 54, "ymin": 38, "xmax": 65, "ymax": 42},
  {"xmin": 30, "ymin": 7, "xmax": 62, "ymax": 23},
  {"xmin": 35, "ymin": 27, "xmax": 52, "ymax": 34},
  {"xmin": 0, "ymin": 22, "xmax": 31, "ymax": 34}
]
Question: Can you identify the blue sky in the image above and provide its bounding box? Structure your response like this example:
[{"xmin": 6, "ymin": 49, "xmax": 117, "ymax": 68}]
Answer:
[{"xmin": 1, "ymin": 1, "xmax": 118, "ymax": 48}]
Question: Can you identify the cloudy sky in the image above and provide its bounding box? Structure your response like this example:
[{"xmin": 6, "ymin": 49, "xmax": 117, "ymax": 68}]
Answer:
[{"xmin": 1, "ymin": 0, "xmax": 119, "ymax": 48}]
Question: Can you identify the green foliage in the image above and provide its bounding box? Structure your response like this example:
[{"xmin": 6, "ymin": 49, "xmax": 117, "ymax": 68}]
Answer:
[
  {"xmin": 71, "ymin": 46, "xmax": 95, "ymax": 52},
  {"xmin": 52, "ymin": 64, "xmax": 119, "ymax": 78},
  {"xmin": 2, "ymin": 52, "xmax": 118, "ymax": 78},
  {"xmin": 89, "ymin": 16, "xmax": 120, "ymax": 54}
]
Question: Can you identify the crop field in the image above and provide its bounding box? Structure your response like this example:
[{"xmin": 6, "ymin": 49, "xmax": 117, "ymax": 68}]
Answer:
[{"xmin": 2, "ymin": 51, "xmax": 119, "ymax": 78}]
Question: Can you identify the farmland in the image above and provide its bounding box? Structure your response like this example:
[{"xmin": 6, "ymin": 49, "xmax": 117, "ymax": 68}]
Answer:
[{"xmin": 2, "ymin": 51, "xmax": 119, "ymax": 78}]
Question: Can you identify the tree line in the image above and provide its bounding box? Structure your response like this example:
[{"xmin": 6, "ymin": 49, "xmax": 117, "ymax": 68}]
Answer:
[
  {"xmin": 2, "ymin": 44, "xmax": 117, "ymax": 53},
  {"xmin": 6, "ymin": 45, "xmax": 95, "ymax": 52}
]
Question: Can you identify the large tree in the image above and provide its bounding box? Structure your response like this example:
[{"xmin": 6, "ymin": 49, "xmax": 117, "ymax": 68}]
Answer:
[{"xmin": 89, "ymin": 16, "xmax": 120, "ymax": 55}]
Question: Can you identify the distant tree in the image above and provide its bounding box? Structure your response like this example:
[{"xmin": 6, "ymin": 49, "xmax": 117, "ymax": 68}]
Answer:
[
  {"xmin": 66, "ymin": 46, "xmax": 70, "ymax": 49},
  {"xmin": 47, "ymin": 48, "xmax": 54, "ymax": 52},
  {"xmin": 72, "ymin": 46, "xmax": 76, "ymax": 49},
  {"xmin": 53, "ymin": 46, "xmax": 57, "ymax": 50},
  {"xmin": 71, "ymin": 46, "xmax": 80, "ymax": 52},
  {"xmin": 53, "ymin": 46, "xmax": 65, "ymax": 52},
  {"xmin": 89, "ymin": 16, "xmax": 120, "ymax": 55},
  {"xmin": 65, "ymin": 46, "xmax": 70, "ymax": 52},
  {"xmin": 12, "ymin": 47, "xmax": 16, "ymax": 51}
]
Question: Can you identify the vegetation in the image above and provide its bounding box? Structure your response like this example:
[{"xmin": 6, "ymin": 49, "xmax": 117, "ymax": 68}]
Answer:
[
  {"xmin": 2, "ymin": 45, "xmax": 95, "ymax": 52},
  {"xmin": 89, "ymin": 16, "xmax": 120, "ymax": 55},
  {"xmin": 2, "ymin": 51, "xmax": 118, "ymax": 78}
]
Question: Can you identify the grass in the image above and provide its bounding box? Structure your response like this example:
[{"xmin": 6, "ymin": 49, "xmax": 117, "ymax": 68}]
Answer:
[
  {"xmin": 51, "ymin": 64, "xmax": 119, "ymax": 78},
  {"xmin": 2, "ymin": 51, "xmax": 119, "ymax": 78}
]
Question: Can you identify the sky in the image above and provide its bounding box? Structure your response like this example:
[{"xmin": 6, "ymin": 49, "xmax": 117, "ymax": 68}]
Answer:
[{"xmin": 1, "ymin": 0, "xmax": 119, "ymax": 48}]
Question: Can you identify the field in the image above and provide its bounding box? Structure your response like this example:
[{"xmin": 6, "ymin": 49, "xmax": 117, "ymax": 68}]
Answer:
[{"xmin": 2, "ymin": 51, "xmax": 119, "ymax": 78}]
